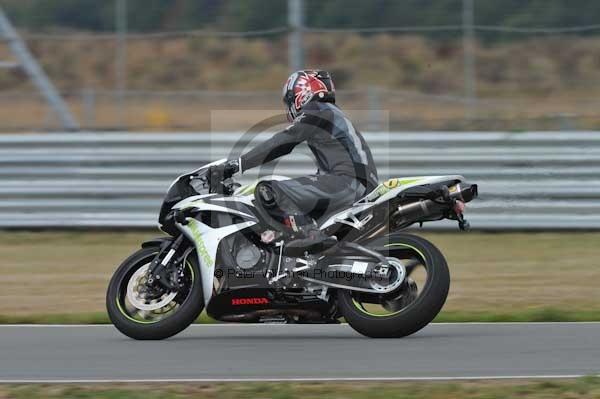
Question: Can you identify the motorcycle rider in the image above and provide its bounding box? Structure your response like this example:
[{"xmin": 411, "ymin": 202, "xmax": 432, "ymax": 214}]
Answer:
[{"xmin": 214, "ymin": 70, "xmax": 378, "ymax": 253}]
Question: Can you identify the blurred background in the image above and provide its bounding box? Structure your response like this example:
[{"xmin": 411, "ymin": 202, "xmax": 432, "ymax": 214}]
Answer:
[
  {"xmin": 1, "ymin": 0, "xmax": 599, "ymax": 229},
  {"xmin": 2, "ymin": 0, "xmax": 600, "ymax": 131},
  {"xmin": 0, "ymin": 0, "xmax": 599, "ymax": 322}
]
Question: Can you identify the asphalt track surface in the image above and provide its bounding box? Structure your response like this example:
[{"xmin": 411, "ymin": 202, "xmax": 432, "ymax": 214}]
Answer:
[{"xmin": 0, "ymin": 323, "xmax": 599, "ymax": 382}]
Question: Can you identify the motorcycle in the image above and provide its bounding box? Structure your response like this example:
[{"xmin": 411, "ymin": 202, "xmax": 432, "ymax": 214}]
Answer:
[{"xmin": 106, "ymin": 159, "xmax": 478, "ymax": 339}]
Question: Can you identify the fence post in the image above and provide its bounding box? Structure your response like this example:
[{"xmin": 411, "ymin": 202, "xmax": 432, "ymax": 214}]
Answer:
[
  {"xmin": 115, "ymin": 0, "xmax": 128, "ymax": 129},
  {"xmin": 462, "ymin": 0, "xmax": 477, "ymax": 122},
  {"xmin": 288, "ymin": 0, "xmax": 304, "ymax": 71},
  {"xmin": 0, "ymin": 6, "xmax": 79, "ymax": 131},
  {"xmin": 367, "ymin": 86, "xmax": 382, "ymax": 131},
  {"xmin": 82, "ymin": 88, "xmax": 96, "ymax": 129}
]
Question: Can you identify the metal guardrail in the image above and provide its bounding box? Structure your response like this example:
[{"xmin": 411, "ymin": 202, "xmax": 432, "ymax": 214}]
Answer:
[{"xmin": 1, "ymin": 131, "xmax": 599, "ymax": 230}]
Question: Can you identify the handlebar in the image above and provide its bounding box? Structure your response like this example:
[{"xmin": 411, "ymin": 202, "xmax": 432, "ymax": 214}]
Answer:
[{"xmin": 206, "ymin": 169, "xmax": 236, "ymax": 196}]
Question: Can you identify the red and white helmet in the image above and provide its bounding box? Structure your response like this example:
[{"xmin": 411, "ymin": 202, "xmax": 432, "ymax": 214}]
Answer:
[{"xmin": 282, "ymin": 70, "xmax": 335, "ymax": 122}]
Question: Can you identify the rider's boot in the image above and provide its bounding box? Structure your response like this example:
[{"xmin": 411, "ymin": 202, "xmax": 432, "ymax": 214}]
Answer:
[{"xmin": 283, "ymin": 214, "xmax": 337, "ymax": 256}]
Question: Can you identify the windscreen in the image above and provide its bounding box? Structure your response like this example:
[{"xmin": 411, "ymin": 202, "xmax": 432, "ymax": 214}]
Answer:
[{"xmin": 158, "ymin": 172, "xmax": 208, "ymax": 224}]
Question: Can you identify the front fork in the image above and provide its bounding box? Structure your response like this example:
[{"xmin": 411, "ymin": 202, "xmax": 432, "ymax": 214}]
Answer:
[{"xmin": 146, "ymin": 235, "xmax": 188, "ymax": 290}]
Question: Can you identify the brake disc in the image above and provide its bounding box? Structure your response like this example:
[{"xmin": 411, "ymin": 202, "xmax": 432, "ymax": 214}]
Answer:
[{"xmin": 126, "ymin": 264, "xmax": 177, "ymax": 311}]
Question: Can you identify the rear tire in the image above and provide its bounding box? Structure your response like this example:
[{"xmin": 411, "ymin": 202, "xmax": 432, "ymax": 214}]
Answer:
[
  {"xmin": 338, "ymin": 233, "xmax": 450, "ymax": 338},
  {"xmin": 106, "ymin": 246, "xmax": 204, "ymax": 340}
]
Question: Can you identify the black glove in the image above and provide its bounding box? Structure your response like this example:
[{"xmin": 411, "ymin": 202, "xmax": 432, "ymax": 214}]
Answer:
[
  {"xmin": 208, "ymin": 159, "xmax": 240, "ymax": 194},
  {"xmin": 223, "ymin": 159, "xmax": 240, "ymax": 179}
]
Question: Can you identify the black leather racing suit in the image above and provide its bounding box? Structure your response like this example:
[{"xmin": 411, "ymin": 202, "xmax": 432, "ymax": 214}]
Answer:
[{"xmin": 240, "ymin": 101, "xmax": 378, "ymax": 225}]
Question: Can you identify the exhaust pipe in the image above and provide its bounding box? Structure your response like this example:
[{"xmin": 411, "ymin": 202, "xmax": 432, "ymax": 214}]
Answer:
[
  {"xmin": 391, "ymin": 199, "xmax": 443, "ymax": 226},
  {"xmin": 391, "ymin": 183, "xmax": 478, "ymax": 227}
]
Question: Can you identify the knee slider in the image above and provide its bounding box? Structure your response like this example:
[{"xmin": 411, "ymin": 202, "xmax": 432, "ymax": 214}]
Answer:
[{"xmin": 255, "ymin": 181, "xmax": 277, "ymax": 209}]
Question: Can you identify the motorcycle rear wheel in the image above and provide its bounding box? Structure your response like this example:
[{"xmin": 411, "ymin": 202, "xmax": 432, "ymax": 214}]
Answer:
[{"xmin": 338, "ymin": 233, "xmax": 450, "ymax": 338}]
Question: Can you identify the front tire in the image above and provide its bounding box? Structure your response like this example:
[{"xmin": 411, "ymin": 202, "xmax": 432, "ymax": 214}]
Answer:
[
  {"xmin": 338, "ymin": 233, "xmax": 450, "ymax": 338},
  {"xmin": 106, "ymin": 246, "xmax": 204, "ymax": 340}
]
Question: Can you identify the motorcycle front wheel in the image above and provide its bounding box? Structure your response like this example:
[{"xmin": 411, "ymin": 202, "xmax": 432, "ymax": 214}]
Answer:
[
  {"xmin": 106, "ymin": 246, "xmax": 204, "ymax": 340},
  {"xmin": 338, "ymin": 233, "xmax": 450, "ymax": 338}
]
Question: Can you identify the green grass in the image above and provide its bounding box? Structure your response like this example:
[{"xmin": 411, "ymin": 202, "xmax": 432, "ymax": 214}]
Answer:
[
  {"xmin": 1, "ymin": 307, "xmax": 599, "ymax": 325},
  {"xmin": 434, "ymin": 308, "xmax": 600, "ymax": 323},
  {"xmin": 3, "ymin": 377, "xmax": 600, "ymax": 399},
  {"xmin": 1, "ymin": 231, "xmax": 600, "ymax": 324},
  {"xmin": 0, "ymin": 312, "xmax": 215, "ymax": 325}
]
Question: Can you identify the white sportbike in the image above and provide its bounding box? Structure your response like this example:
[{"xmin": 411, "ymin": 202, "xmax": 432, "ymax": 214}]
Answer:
[{"xmin": 107, "ymin": 159, "xmax": 478, "ymax": 339}]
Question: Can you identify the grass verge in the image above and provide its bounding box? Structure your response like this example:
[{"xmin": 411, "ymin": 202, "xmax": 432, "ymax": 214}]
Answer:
[
  {"xmin": 1, "ymin": 232, "xmax": 600, "ymax": 323},
  {"xmin": 2, "ymin": 377, "xmax": 600, "ymax": 399},
  {"xmin": 1, "ymin": 307, "xmax": 599, "ymax": 325}
]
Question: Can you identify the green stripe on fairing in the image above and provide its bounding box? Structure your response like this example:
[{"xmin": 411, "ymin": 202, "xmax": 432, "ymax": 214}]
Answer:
[
  {"xmin": 237, "ymin": 182, "xmax": 257, "ymax": 195},
  {"xmin": 351, "ymin": 242, "xmax": 426, "ymax": 318},
  {"xmin": 398, "ymin": 178, "xmax": 422, "ymax": 185},
  {"xmin": 187, "ymin": 219, "xmax": 214, "ymax": 267},
  {"xmin": 374, "ymin": 178, "xmax": 425, "ymax": 197},
  {"xmin": 116, "ymin": 261, "xmax": 194, "ymax": 325}
]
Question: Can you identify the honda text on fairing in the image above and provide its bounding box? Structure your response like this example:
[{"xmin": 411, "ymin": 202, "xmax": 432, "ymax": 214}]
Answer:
[{"xmin": 106, "ymin": 159, "xmax": 478, "ymax": 339}]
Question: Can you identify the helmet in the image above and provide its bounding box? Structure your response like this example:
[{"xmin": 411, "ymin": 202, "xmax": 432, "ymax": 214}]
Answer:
[{"xmin": 282, "ymin": 70, "xmax": 335, "ymax": 122}]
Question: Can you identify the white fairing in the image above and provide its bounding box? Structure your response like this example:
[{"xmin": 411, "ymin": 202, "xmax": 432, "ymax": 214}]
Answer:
[
  {"xmin": 171, "ymin": 192, "xmax": 257, "ymax": 305},
  {"xmin": 172, "ymin": 195, "xmax": 256, "ymax": 220},
  {"xmin": 177, "ymin": 218, "xmax": 256, "ymax": 305},
  {"xmin": 320, "ymin": 175, "xmax": 465, "ymax": 229},
  {"xmin": 371, "ymin": 175, "xmax": 464, "ymax": 204},
  {"xmin": 170, "ymin": 173, "xmax": 464, "ymax": 304},
  {"xmin": 172, "ymin": 194, "xmax": 216, "ymax": 208}
]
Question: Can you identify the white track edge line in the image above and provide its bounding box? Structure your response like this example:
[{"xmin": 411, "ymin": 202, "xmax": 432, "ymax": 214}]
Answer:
[
  {"xmin": 0, "ymin": 375, "xmax": 598, "ymax": 384},
  {"xmin": 1, "ymin": 321, "xmax": 600, "ymax": 328}
]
